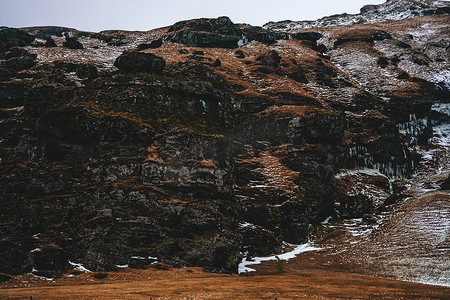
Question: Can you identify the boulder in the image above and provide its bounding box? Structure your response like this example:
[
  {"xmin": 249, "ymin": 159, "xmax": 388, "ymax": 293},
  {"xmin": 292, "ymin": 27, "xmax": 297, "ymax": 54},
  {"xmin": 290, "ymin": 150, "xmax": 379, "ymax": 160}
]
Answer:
[
  {"xmin": 137, "ymin": 39, "xmax": 163, "ymax": 50},
  {"xmin": 292, "ymin": 32, "xmax": 323, "ymax": 42},
  {"xmin": 114, "ymin": 51, "xmax": 165, "ymax": 73},
  {"xmin": 63, "ymin": 37, "xmax": 83, "ymax": 49},
  {"xmin": 169, "ymin": 30, "xmax": 242, "ymax": 48},
  {"xmin": 75, "ymin": 64, "xmax": 98, "ymax": 80},
  {"xmin": 168, "ymin": 16, "xmax": 243, "ymax": 48},
  {"xmin": 0, "ymin": 27, "xmax": 35, "ymax": 50},
  {"xmin": 45, "ymin": 38, "xmax": 57, "ymax": 47},
  {"xmin": 242, "ymin": 26, "xmax": 288, "ymax": 44},
  {"xmin": 292, "ymin": 32, "xmax": 324, "ymax": 50},
  {"xmin": 3, "ymin": 56, "xmax": 36, "ymax": 69},
  {"xmin": 3, "ymin": 48, "xmax": 37, "ymax": 70},
  {"xmin": 235, "ymin": 50, "xmax": 245, "ymax": 58},
  {"xmin": 441, "ymin": 175, "xmax": 450, "ymax": 190},
  {"xmin": 5, "ymin": 47, "xmax": 31, "ymax": 59}
]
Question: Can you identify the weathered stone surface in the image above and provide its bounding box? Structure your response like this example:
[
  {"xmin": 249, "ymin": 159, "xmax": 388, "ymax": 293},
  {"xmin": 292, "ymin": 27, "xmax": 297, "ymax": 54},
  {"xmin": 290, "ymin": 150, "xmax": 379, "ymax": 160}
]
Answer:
[
  {"xmin": 45, "ymin": 38, "xmax": 57, "ymax": 47},
  {"xmin": 2, "ymin": 48, "xmax": 37, "ymax": 69},
  {"xmin": 114, "ymin": 51, "xmax": 165, "ymax": 73},
  {"xmin": 168, "ymin": 17, "xmax": 243, "ymax": 48},
  {"xmin": 63, "ymin": 37, "xmax": 83, "ymax": 49},
  {"xmin": 334, "ymin": 172, "xmax": 390, "ymax": 218},
  {"xmin": 441, "ymin": 175, "xmax": 450, "ymax": 190},
  {"xmin": 292, "ymin": 32, "xmax": 323, "ymax": 42},
  {"xmin": 0, "ymin": 27, "xmax": 35, "ymax": 50},
  {"xmin": 242, "ymin": 26, "xmax": 288, "ymax": 44},
  {"xmin": 334, "ymin": 29, "xmax": 392, "ymax": 47},
  {"xmin": 137, "ymin": 39, "xmax": 163, "ymax": 50},
  {"xmin": 0, "ymin": 11, "xmax": 447, "ymax": 277}
]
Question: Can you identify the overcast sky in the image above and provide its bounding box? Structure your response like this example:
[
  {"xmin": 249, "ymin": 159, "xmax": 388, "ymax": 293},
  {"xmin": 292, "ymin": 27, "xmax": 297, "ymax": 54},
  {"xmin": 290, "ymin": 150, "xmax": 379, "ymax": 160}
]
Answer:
[{"xmin": 0, "ymin": 0, "xmax": 386, "ymax": 32}]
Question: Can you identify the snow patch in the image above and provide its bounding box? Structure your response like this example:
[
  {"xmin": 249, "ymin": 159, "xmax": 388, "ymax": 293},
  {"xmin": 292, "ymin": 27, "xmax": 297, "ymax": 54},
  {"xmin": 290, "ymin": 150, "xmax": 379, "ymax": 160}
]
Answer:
[
  {"xmin": 69, "ymin": 261, "xmax": 92, "ymax": 273},
  {"xmin": 238, "ymin": 243, "xmax": 320, "ymax": 274}
]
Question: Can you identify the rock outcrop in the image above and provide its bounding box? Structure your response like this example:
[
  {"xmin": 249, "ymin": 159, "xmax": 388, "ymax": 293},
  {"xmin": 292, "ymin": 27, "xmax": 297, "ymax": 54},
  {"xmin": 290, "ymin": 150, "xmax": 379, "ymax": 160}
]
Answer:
[
  {"xmin": 168, "ymin": 16, "xmax": 244, "ymax": 48},
  {"xmin": 0, "ymin": 4, "xmax": 449, "ymax": 279},
  {"xmin": 114, "ymin": 51, "xmax": 166, "ymax": 73}
]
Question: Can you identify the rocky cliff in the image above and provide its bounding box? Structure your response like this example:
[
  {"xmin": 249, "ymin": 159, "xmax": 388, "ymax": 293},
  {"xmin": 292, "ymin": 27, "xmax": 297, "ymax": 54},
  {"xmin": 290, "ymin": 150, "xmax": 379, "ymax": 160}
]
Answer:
[{"xmin": 0, "ymin": 0, "xmax": 449, "ymax": 278}]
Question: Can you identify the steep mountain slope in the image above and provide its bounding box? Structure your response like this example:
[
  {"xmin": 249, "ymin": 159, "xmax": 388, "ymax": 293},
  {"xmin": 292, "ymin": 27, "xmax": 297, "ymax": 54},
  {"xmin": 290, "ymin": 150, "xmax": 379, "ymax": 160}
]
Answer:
[
  {"xmin": 265, "ymin": 0, "xmax": 450, "ymax": 30},
  {"xmin": 0, "ymin": 1, "xmax": 449, "ymax": 282}
]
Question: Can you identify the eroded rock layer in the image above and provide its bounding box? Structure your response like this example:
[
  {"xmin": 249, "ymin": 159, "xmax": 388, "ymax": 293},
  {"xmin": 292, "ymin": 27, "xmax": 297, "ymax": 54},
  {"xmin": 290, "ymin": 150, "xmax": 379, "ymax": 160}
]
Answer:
[{"xmin": 0, "ymin": 4, "xmax": 449, "ymax": 277}]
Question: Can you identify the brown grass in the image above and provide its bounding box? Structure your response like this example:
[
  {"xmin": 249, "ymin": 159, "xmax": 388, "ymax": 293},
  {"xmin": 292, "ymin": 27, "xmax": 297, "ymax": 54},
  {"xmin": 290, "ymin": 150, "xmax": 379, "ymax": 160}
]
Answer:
[{"xmin": 1, "ymin": 254, "xmax": 448, "ymax": 299}]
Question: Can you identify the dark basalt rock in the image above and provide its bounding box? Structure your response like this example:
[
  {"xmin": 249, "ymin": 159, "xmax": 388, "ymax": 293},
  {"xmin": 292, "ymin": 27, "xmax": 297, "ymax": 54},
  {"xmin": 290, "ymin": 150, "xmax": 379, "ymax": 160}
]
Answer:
[
  {"xmin": 336, "ymin": 194, "xmax": 372, "ymax": 218},
  {"xmin": 5, "ymin": 47, "xmax": 31, "ymax": 59},
  {"xmin": 137, "ymin": 39, "xmax": 163, "ymax": 50},
  {"xmin": 334, "ymin": 30, "xmax": 392, "ymax": 47},
  {"xmin": 239, "ymin": 225, "xmax": 281, "ymax": 257},
  {"xmin": 397, "ymin": 71, "xmax": 410, "ymax": 79},
  {"xmin": 169, "ymin": 29, "xmax": 242, "ymax": 48},
  {"xmin": 424, "ymin": 7, "xmax": 450, "ymax": 15},
  {"xmin": 0, "ymin": 27, "xmax": 35, "ymax": 50},
  {"xmin": 169, "ymin": 16, "xmax": 241, "ymax": 35},
  {"xmin": 242, "ymin": 26, "xmax": 288, "ymax": 44},
  {"xmin": 0, "ymin": 273, "xmax": 13, "ymax": 282},
  {"xmin": 192, "ymin": 50, "xmax": 205, "ymax": 56},
  {"xmin": 292, "ymin": 32, "xmax": 325, "ymax": 51},
  {"xmin": 292, "ymin": 32, "xmax": 323, "ymax": 42},
  {"xmin": 377, "ymin": 57, "xmax": 390, "ymax": 67},
  {"xmin": 0, "ymin": 240, "xmax": 32, "ymax": 275},
  {"xmin": 212, "ymin": 59, "xmax": 221, "ymax": 67},
  {"xmin": 93, "ymin": 273, "xmax": 108, "ymax": 279},
  {"xmin": 441, "ymin": 175, "xmax": 450, "ymax": 190},
  {"xmin": 0, "ymin": 12, "xmax": 445, "ymax": 277},
  {"xmin": 63, "ymin": 37, "xmax": 83, "ymax": 49},
  {"xmin": 76, "ymin": 64, "xmax": 98, "ymax": 80},
  {"xmin": 235, "ymin": 50, "xmax": 245, "ymax": 58},
  {"xmin": 45, "ymin": 38, "xmax": 57, "ymax": 47},
  {"xmin": 114, "ymin": 51, "xmax": 166, "ymax": 73},
  {"xmin": 2, "ymin": 48, "xmax": 37, "ymax": 70},
  {"xmin": 168, "ymin": 16, "xmax": 243, "ymax": 48},
  {"xmin": 28, "ymin": 26, "xmax": 74, "ymax": 39}
]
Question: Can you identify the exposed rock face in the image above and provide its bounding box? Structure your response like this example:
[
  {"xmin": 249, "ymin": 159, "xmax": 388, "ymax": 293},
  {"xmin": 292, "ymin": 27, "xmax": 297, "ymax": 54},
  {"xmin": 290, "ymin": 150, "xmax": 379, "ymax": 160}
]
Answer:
[
  {"xmin": 265, "ymin": 0, "xmax": 450, "ymax": 30},
  {"xmin": 0, "ymin": 7, "xmax": 449, "ymax": 278},
  {"xmin": 334, "ymin": 171, "xmax": 390, "ymax": 218},
  {"xmin": 168, "ymin": 16, "xmax": 243, "ymax": 48}
]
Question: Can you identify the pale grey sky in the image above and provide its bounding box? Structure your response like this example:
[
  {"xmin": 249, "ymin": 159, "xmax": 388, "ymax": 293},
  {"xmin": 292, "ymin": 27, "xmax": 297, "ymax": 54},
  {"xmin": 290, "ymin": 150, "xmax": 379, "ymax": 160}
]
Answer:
[{"xmin": 0, "ymin": 0, "xmax": 386, "ymax": 32}]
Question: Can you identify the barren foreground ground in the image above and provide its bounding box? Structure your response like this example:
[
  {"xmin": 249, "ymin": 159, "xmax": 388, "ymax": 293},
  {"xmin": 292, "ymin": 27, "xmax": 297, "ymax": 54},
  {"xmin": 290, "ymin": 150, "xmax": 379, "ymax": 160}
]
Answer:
[{"xmin": 1, "ymin": 254, "xmax": 449, "ymax": 300}]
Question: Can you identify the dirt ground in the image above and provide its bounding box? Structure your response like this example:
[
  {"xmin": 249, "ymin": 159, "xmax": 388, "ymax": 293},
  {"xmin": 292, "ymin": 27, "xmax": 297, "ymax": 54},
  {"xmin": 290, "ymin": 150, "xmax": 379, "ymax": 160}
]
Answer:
[{"xmin": 1, "ymin": 252, "xmax": 449, "ymax": 300}]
